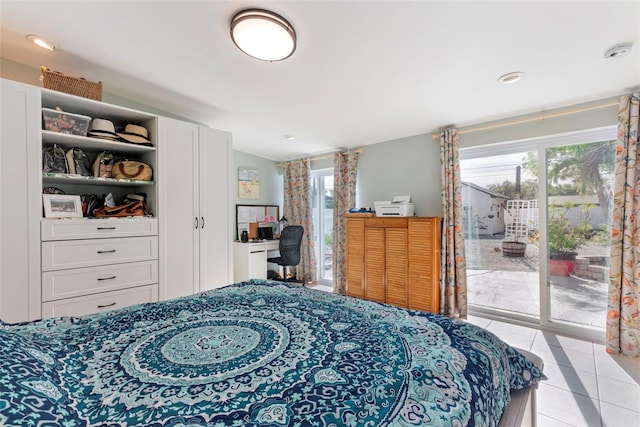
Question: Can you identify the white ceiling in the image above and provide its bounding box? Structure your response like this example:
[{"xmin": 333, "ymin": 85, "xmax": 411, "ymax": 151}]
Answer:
[{"xmin": 1, "ymin": 1, "xmax": 639, "ymax": 161}]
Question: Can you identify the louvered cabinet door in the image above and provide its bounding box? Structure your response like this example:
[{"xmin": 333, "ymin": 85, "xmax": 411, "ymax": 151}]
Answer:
[
  {"xmin": 345, "ymin": 218, "xmax": 365, "ymax": 298},
  {"xmin": 407, "ymin": 218, "xmax": 440, "ymax": 313},
  {"xmin": 385, "ymin": 227, "xmax": 408, "ymax": 307},
  {"xmin": 364, "ymin": 227, "xmax": 385, "ymax": 303}
]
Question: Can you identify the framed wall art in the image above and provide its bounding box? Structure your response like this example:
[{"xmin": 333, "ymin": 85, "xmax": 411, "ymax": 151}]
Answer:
[
  {"xmin": 43, "ymin": 194, "xmax": 83, "ymax": 218},
  {"xmin": 238, "ymin": 167, "xmax": 259, "ymax": 199}
]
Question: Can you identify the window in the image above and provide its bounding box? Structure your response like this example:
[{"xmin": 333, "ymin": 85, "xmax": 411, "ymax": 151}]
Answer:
[{"xmin": 311, "ymin": 169, "xmax": 333, "ymax": 285}]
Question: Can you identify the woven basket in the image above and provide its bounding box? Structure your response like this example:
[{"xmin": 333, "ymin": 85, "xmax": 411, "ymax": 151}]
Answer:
[{"xmin": 40, "ymin": 66, "xmax": 103, "ymax": 101}]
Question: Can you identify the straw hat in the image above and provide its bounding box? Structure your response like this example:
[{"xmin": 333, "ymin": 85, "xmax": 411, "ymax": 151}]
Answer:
[
  {"xmin": 117, "ymin": 124, "xmax": 152, "ymax": 146},
  {"xmin": 87, "ymin": 118, "xmax": 119, "ymax": 140}
]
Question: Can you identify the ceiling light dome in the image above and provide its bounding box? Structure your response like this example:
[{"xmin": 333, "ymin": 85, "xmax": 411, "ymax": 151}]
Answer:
[{"xmin": 230, "ymin": 9, "xmax": 296, "ymax": 62}]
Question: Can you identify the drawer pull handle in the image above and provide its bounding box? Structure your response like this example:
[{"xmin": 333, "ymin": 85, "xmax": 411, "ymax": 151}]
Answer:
[
  {"xmin": 97, "ymin": 227, "xmax": 117, "ymax": 230},
  {"xmin": 97, "ymin": 276, "xmax": 117, "ymax": 281},
  {"xmin": 97, "ymin": 302, "xmax": 116, "ymax": 308},
  {"xmin": 97, "ymin": 249, "xmax": 116, "ymax": 254}
]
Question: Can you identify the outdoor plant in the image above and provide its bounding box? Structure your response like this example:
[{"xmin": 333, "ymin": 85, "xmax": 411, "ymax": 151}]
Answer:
[{"xmin": 547, "ymin": 203, "xmax": 588, "ymax": 258}]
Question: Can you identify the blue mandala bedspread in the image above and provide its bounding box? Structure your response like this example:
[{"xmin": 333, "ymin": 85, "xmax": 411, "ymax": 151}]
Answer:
[{"xmin": 0, "ymin": 280, "xmax": 545, "ymax": 426}]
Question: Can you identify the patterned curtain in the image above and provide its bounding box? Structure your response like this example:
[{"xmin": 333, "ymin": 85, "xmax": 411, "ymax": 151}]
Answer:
[
  {"xmin": 439, "ymin": 129, "xmax": 467, "ymax": 318},
  {"xmin": 283, "ymin": 159, "xmax": 317, "ymax": 284},
  {"xmin": 607, "ymin": 93, "xmax": 640, "ymax": 357},
  {"xmin": 332, "ymin": 150, "xmax": 360, "ymax": 294}
]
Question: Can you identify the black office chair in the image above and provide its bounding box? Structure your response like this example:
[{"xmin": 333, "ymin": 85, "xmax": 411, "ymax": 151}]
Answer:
[{"xmin": 267, "ymin": 225, "xmax": 304, "ymax": 283}]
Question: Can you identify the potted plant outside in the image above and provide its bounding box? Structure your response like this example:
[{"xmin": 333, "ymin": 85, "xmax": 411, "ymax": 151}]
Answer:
[{"xmin": 548, "ymin": 204, "xmax": 587, "ymax": 276}]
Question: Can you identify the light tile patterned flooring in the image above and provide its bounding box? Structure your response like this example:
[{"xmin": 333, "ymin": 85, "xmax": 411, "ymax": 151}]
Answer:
[{"xmin": 466, "ymin": 315, "xmax": 640, "ymax": 427}]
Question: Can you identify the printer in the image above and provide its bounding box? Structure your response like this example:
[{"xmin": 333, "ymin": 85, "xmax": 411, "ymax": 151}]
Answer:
[{"xmin": 374, "ymin": 195, "xmax": 415, "ymax": 217}]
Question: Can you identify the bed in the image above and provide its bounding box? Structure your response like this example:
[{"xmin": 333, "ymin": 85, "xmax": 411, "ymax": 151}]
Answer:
[{"xmin": 0, "ymin": 280, "xmax": 545, "ymax": 426}]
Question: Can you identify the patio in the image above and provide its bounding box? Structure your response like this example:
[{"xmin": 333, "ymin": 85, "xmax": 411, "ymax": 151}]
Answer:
[{"xmin": 465, "ymin": 237, "xmax": 608, "ymax": 329}]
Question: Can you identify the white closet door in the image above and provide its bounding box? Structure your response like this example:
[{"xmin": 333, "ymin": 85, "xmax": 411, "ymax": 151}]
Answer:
[
  {"xmin": 158, "ymin": 117, "xmax": 199, "ymax": 300},
  {"xmin": 0, "ymin": 80, "xmax": 41, "ymax": 322},
  {"xmin": 198, "ymin": 127, "xmax": 232, "ymax": 291}
]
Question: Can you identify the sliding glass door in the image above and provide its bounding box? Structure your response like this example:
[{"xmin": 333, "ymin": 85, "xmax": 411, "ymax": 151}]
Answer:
[
  {"xmin": 544, "ymin": 140, "xmax": 614, "ymax": 330},
  {"xmin": 461, "ymin": 127, "xmax": 616, "ymax": 339},
  {"xmin": 311, "ymin": 169, "xmax": 334, "ymax": 285}
]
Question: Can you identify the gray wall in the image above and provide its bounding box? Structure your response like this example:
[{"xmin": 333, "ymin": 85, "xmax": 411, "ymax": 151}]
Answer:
[
  {"xmin": 233, "ymin": 151, "xmax": 283, "ymax": 238},
  {"xmin": 357, "ymin": 134, "xmax": 443, "ymax": 217},
  {"xmin": 458, "ymin": 98, "xmax": 618, "ymax": 149},
  {"xmin": 353, "ymin": 97, "xmax": 619, "ymax": 220}
]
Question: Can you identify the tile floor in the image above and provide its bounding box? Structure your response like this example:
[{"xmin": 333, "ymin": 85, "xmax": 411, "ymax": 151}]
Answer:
[{"xmin": 465, "ymin": 315, "xmax": 640, "ymax": 427}]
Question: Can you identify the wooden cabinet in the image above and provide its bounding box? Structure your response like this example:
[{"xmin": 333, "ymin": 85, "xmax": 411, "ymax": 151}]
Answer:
[
  {"xmin": 345, "ymin": 215, "xmax": 440, "ymax": 313},
  {"xmin": 158, "ymin": 117, "xmax": 232, "ymax": 300},
  {"xmin": 407, "ymin": 218, "xmax": 440, "ymax": 312}
]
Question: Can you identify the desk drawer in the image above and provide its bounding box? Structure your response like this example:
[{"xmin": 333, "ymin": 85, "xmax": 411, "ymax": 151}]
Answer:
[
  {"xmin": 42, "ymin": 218, "xmax": 158, "ymax": 241},
  {"xmin": 42, "ymin": 261, "xmax": 158, "ymax": 301},
  {"xmin": 42, "ymin": 237, "xmax": 158, "ymax": 271},
  {"xmin": 365, "ymin": 218, "xmax": 408, "ymax": 228},
  {"xmin": 42, "ymin": 284, "xmax": 158, "ymax": 318}
]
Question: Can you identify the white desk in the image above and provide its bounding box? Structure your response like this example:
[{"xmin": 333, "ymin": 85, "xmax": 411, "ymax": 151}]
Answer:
[{"xmin": 233, "ymin": 241, "xmax": 280, "ymax": 282}]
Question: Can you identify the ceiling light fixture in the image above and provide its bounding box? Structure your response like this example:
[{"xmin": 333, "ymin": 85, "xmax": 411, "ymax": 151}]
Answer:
[
  {"xmin": 604, "ymin": 43, "xmax": 633, "ymax": 60},
  {"xmin": 497, "ymin": 71, "xmax": 525, "ymax": 85},
  {"xmin": 284, "ymin": 135, "xmax": 296, "ymax": 141},
  {"xmin": 230, "ymin": 9, "xmax": 296, "ymax": 62},
  {"xmin": 26, "ymin": 34, "xmax": 55, "ymax": 51}
]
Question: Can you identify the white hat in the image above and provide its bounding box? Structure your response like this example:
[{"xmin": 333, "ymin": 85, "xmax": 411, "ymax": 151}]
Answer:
[{"xmin": 88, "ymin": 118, "xmax": 118, "ymax": 140}]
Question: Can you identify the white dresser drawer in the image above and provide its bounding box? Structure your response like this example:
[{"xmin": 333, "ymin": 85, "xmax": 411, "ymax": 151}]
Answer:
[
  {"xmin": 41, "ymin": 218, "xmax": 158, "ymax": 241},
  {"xmin": 42, "ymin": 284, "xmax": 158, "ymax": 318},
  {"xmin": 42, "ymin": 261, "xmax": 158, "ymax": 301},
  {"xmin": 42, "ymin": 237, "xmax": 158, "ymax": 271}
]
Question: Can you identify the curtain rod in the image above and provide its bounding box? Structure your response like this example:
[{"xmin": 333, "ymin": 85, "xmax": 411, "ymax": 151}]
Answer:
[
  {"xmin": 430, "ymin": 101, "xmax": 618, "ymax": 140},
  {"xmin": 277, "ymin": 148, "xmax": 363, "ymax": 167}
]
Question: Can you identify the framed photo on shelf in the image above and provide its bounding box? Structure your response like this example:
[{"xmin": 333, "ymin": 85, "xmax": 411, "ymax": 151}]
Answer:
[{"xmin": 43, "ymin": 194, "xmax": 83, "ymax": 218}]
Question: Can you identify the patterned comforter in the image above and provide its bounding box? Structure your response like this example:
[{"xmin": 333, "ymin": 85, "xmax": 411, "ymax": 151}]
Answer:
[{"xmin": 0, "ymin": 280, "xmax": 544, "ymax": 426}]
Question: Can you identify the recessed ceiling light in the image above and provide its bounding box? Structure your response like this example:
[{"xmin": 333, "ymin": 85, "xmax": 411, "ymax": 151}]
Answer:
[
  {"xmin": 284, "ymin": 135, "xmax": 296, "ymax": 141},
  {"xmin": 604, "ymin": 43, "xmax": 633, "ymax": 60},
  {"xmin": 497, "ymin": 72, "xmax": 525, "ymax": 84},
  {"xmin": 26, "ymin": 34, "xmax": 56, "ymax": 51}
]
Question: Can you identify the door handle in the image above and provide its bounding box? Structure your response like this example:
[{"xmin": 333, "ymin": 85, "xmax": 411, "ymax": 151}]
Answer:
[
  {"xmin": 195, "ymin": 217, "xmax": 198, "ymax": 229},
  {"xmin": 201, "ymin": 217, "xmax": 205, "ymax": 229}
]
